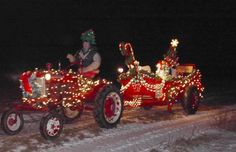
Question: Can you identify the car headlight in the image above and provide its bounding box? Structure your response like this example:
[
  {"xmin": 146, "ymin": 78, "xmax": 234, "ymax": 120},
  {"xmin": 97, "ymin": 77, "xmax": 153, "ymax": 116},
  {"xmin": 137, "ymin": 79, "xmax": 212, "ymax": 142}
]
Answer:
[
  {"xmin": 117, "ymin": 67, "xmax": 124, "ymax": 73},
  {"xmin": 45, "ymin": 73, "xmax": 51, "ymax": 81}
]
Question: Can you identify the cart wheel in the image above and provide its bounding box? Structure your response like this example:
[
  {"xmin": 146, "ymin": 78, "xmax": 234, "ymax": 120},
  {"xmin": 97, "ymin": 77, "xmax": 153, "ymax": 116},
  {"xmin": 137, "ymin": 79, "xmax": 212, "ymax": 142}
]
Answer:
[
  {"xmin": 142, "ymin": 106, "xmax": 153, "ymax": 110},
  {"xmin": 93, "ymin": 85, "xmax": 123, "ymax": 128},
  {"xmin": 182, "ymin": 87, "xmax": 200, "ymax": 115},
  {"xmin": 1, "ymin": 109, "xmax": 24, "ymax": 135},
  {"xmin": 62, "ymin": 107, "xmax": 83, "ymax": 124},
  {"xmin": 39, "ymin": 112, "xmax": 63, "ymax": 140}
]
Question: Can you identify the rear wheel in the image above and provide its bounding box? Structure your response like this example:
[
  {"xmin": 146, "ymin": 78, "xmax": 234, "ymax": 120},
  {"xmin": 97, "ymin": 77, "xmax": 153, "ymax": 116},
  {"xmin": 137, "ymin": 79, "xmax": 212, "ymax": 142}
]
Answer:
[
  {"xmin": 1, "ymin": 109, "xmax": 24, "ymax": 135},
  {"xmin": 142, "ymin": 106, "xmax": 153, "ymax": 110},
  {"xmin": 182, "ymin": 87, "xmax": 200, "ymax": 115},
  {"xmin": 62, "ymin": 107, "xmax": 83, "ymax": 124},
  {"xmin": 93, "ymin": 85, "xmax": 123, "ymax": 128},
  {"xmin": 39, "ymin": 112, "xmax": 63, "ymax": 140}
]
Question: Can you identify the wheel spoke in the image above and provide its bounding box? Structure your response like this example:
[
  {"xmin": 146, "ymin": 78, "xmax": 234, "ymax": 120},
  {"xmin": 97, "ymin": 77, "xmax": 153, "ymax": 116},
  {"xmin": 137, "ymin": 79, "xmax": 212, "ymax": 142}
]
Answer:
[
  {"xmin": 7, "ymin": 113, "xmax": 21, "ymax": 131},
  {"xmin": 190, "ymin": 91, "xmax": 199, "ymax": 110},
  {"xmin": 103, "ymin": 92, "xmax": 122, "ymax": 124},
  {"xmin": 46, "ymin": 117, "xmax": 61, "ymax": 137}
]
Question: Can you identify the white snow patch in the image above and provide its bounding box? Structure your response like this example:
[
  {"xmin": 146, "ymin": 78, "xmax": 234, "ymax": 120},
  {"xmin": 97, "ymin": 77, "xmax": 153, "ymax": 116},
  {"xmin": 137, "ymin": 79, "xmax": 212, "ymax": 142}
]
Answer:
[
  {"xmin": 36, "ymin": 143, "xmax": 53, "ymax": 150},
  {"xmin": 40, "ymin": 105, "xmax": 236, "ymax": 152},
  {"xmin": 12, "ymin": 145, "xmax": 27, "ymax": 152},
  {"xmin": 0, "ymin": 141, "xmax": 3, "ymax": 147},
  {"xmin": 30, "ymin": 139, "xmax": 39, "ymax": 144},
  {"xmin": 80, "ymin": 130, "xmax": 96, "ymax": 138}
]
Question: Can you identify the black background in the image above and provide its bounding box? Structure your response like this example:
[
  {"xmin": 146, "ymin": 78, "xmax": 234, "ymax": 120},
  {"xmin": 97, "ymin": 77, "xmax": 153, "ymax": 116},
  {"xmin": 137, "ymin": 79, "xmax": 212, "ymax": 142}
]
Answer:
[{"xmin": 0, "ymin": 0, "xmax": 235, "ymax": 100}]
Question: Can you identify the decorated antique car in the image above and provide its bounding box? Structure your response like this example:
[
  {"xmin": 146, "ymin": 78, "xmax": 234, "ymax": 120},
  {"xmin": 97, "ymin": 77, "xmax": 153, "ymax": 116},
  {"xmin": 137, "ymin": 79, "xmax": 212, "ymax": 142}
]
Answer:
[
  {"xmin": 118, "ymin": 39, "xmax": 204, "ymax": 113},
  {"xmin": 1, "ymin": 63, "xmax": 123, "ymax": 140}
]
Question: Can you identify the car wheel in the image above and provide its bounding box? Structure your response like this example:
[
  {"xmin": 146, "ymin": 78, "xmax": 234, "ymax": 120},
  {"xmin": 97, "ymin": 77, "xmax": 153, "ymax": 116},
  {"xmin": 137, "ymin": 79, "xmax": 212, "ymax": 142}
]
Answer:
[
  {"xmin": 62, "ymin": 107, "xmax": 83, "ymax": 124},
  {"xmin": 182, "ymin": 87, "xmax": 200, "ymax": 115},
  {"xmin": 93, "ymin": 85, "xmax": 123, "ymax": 128},
  {"xmin": 1, "ymin": 109, "xmax": 24, "ymax": 135},
  {"xmin": 142, "ymin": 106, "xmax": 153, "ymax": 110},
  {"xmin": 39, "ymin": 112, "xmax": 63, "ymax": 140}
]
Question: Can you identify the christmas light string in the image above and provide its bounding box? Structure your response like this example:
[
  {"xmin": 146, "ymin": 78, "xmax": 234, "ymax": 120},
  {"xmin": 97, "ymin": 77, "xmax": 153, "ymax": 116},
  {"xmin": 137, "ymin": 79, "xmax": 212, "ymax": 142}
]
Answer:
[{"xmin": 20, "ymin": 69, "xmax": 111, "ymax": 109}]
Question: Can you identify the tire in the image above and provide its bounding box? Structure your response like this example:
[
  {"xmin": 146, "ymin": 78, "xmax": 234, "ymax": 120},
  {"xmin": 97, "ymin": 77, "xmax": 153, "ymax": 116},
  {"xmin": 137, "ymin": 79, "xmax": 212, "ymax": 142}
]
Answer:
[
  {"xmin": 142, "ymin": 106, "xmax": 153, "ymax": 110},
  {"xmin": 39, "ymin": 112, "xmax": 63, "ymax": 140},
  {"xmin": 93, "ymin": 85, "xmax": 123, "ymax": 128},
  {"xmin": 62, "ymin": 107, "xmax": 83, "ymax": 124},
  {"xmin": 182, "ymin": 87, "xmax": 200, "ymax": 115},
  {"xmin": 1, "ymin": 109, "xmax": 24, "ymax": 135}
]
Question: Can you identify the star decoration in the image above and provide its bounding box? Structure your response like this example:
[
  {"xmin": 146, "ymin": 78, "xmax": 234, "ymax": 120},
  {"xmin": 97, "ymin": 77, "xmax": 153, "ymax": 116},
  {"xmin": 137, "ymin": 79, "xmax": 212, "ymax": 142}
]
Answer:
[{"xmin": 171, "ymin": 39, "xmax": 179, "ymax": 48}]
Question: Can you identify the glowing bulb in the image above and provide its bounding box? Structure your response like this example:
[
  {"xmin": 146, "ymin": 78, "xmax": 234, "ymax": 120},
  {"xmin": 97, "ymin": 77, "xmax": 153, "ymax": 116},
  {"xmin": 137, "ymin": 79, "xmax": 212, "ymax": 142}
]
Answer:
[
  {"xmin": 117, "ymin": 67, "xmax": 124, "ymax": 73},
  {"xmin": 45, "ymin": 73, "xmax": 51, "ymax": 81}
]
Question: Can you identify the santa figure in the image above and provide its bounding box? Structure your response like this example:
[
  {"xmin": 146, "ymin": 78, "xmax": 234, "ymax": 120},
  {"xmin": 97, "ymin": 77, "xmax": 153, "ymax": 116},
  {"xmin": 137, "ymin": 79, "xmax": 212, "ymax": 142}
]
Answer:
[{"xmin": 156, "ymin": 60, "xmax": 171, "ymax": 80}]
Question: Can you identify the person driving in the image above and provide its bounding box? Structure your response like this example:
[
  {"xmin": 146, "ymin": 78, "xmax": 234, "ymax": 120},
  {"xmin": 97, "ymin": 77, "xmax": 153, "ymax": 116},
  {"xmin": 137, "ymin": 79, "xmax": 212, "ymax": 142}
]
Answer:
[{"xmin": 67, "ymin": 29, "xmax": 101, "ymax": 78}]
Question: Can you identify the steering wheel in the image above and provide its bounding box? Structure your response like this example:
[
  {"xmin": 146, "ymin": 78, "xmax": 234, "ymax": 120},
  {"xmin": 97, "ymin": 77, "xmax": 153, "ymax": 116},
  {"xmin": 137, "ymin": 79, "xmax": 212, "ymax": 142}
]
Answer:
[{"xmin": 66, "ymin": 61, "xmax": 80, "ymax": 72}]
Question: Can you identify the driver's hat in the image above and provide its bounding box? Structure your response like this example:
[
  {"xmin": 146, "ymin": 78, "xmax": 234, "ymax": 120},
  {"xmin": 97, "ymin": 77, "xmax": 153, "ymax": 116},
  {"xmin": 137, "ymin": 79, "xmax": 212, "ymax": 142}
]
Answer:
[{"xmin": 81, "ymin": 29, "xmax": 96, "ymax": 45}]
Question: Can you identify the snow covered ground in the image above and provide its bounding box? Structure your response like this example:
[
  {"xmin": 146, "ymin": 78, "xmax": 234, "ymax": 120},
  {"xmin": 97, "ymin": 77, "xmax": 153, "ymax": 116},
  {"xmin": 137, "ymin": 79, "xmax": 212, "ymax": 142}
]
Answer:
[{"xmin": 0, "ymin": 90, "xmax": 236, "ymax": 152}]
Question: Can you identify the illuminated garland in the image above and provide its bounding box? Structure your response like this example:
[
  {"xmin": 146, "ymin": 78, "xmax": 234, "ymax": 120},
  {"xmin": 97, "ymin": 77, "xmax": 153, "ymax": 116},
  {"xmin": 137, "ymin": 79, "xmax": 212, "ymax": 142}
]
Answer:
[
  {"xmin": 120, "ymin": 72, "xmax": 159, "ymax": 93},
  {"xmin": 124, "ymin": 96, "xmax": 142, "ymax": 108},
  {"xmin": 120, "ymin": 69, "xmax": 204, "ymax": 104},
  {"xmin": 163, "ymin": 39, "xmax": 179, "ymax": 68},
  {"xmin": 155, "ymin": 80, "xmax": 165, "ymax": 99},
  {"xmin": 20, "ymin": 69, "xmax": 111, "ymax": 109},
  {"xmin": 118, "ymin": 39, "xmax": 204, "ymax": 108}
]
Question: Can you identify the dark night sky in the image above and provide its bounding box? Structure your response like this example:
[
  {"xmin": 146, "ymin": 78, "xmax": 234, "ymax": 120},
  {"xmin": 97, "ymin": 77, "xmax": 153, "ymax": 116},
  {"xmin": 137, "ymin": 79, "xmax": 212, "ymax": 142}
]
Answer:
[{"xmin": 0, "ymin": 0, "xmax": 235, "ymax": 99}]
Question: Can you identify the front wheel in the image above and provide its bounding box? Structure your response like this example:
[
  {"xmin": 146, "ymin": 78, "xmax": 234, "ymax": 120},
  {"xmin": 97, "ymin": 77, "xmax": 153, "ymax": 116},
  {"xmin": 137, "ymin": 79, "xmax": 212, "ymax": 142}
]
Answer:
[
  {"xmin": 93, "ymin": 85, "xmax": 123, "ymax": 128},
  {"xmin": 39, "ymin": 112, "xmax": 63, "ymax": 140},
  {"xmin": 1, "ymin": 109, "xmax": 24, "ymax": 135},
  {"xmin": 182, "ymin": 87, "xmax": 200, "ymax": 115}
]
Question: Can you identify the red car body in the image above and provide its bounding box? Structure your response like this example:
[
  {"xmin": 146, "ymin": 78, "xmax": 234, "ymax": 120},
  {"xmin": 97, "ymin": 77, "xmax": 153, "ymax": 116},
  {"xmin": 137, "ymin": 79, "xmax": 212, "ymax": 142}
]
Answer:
[{"xmin": 118, "ymin": 42, "xmax": 204, "ymax": 112}]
